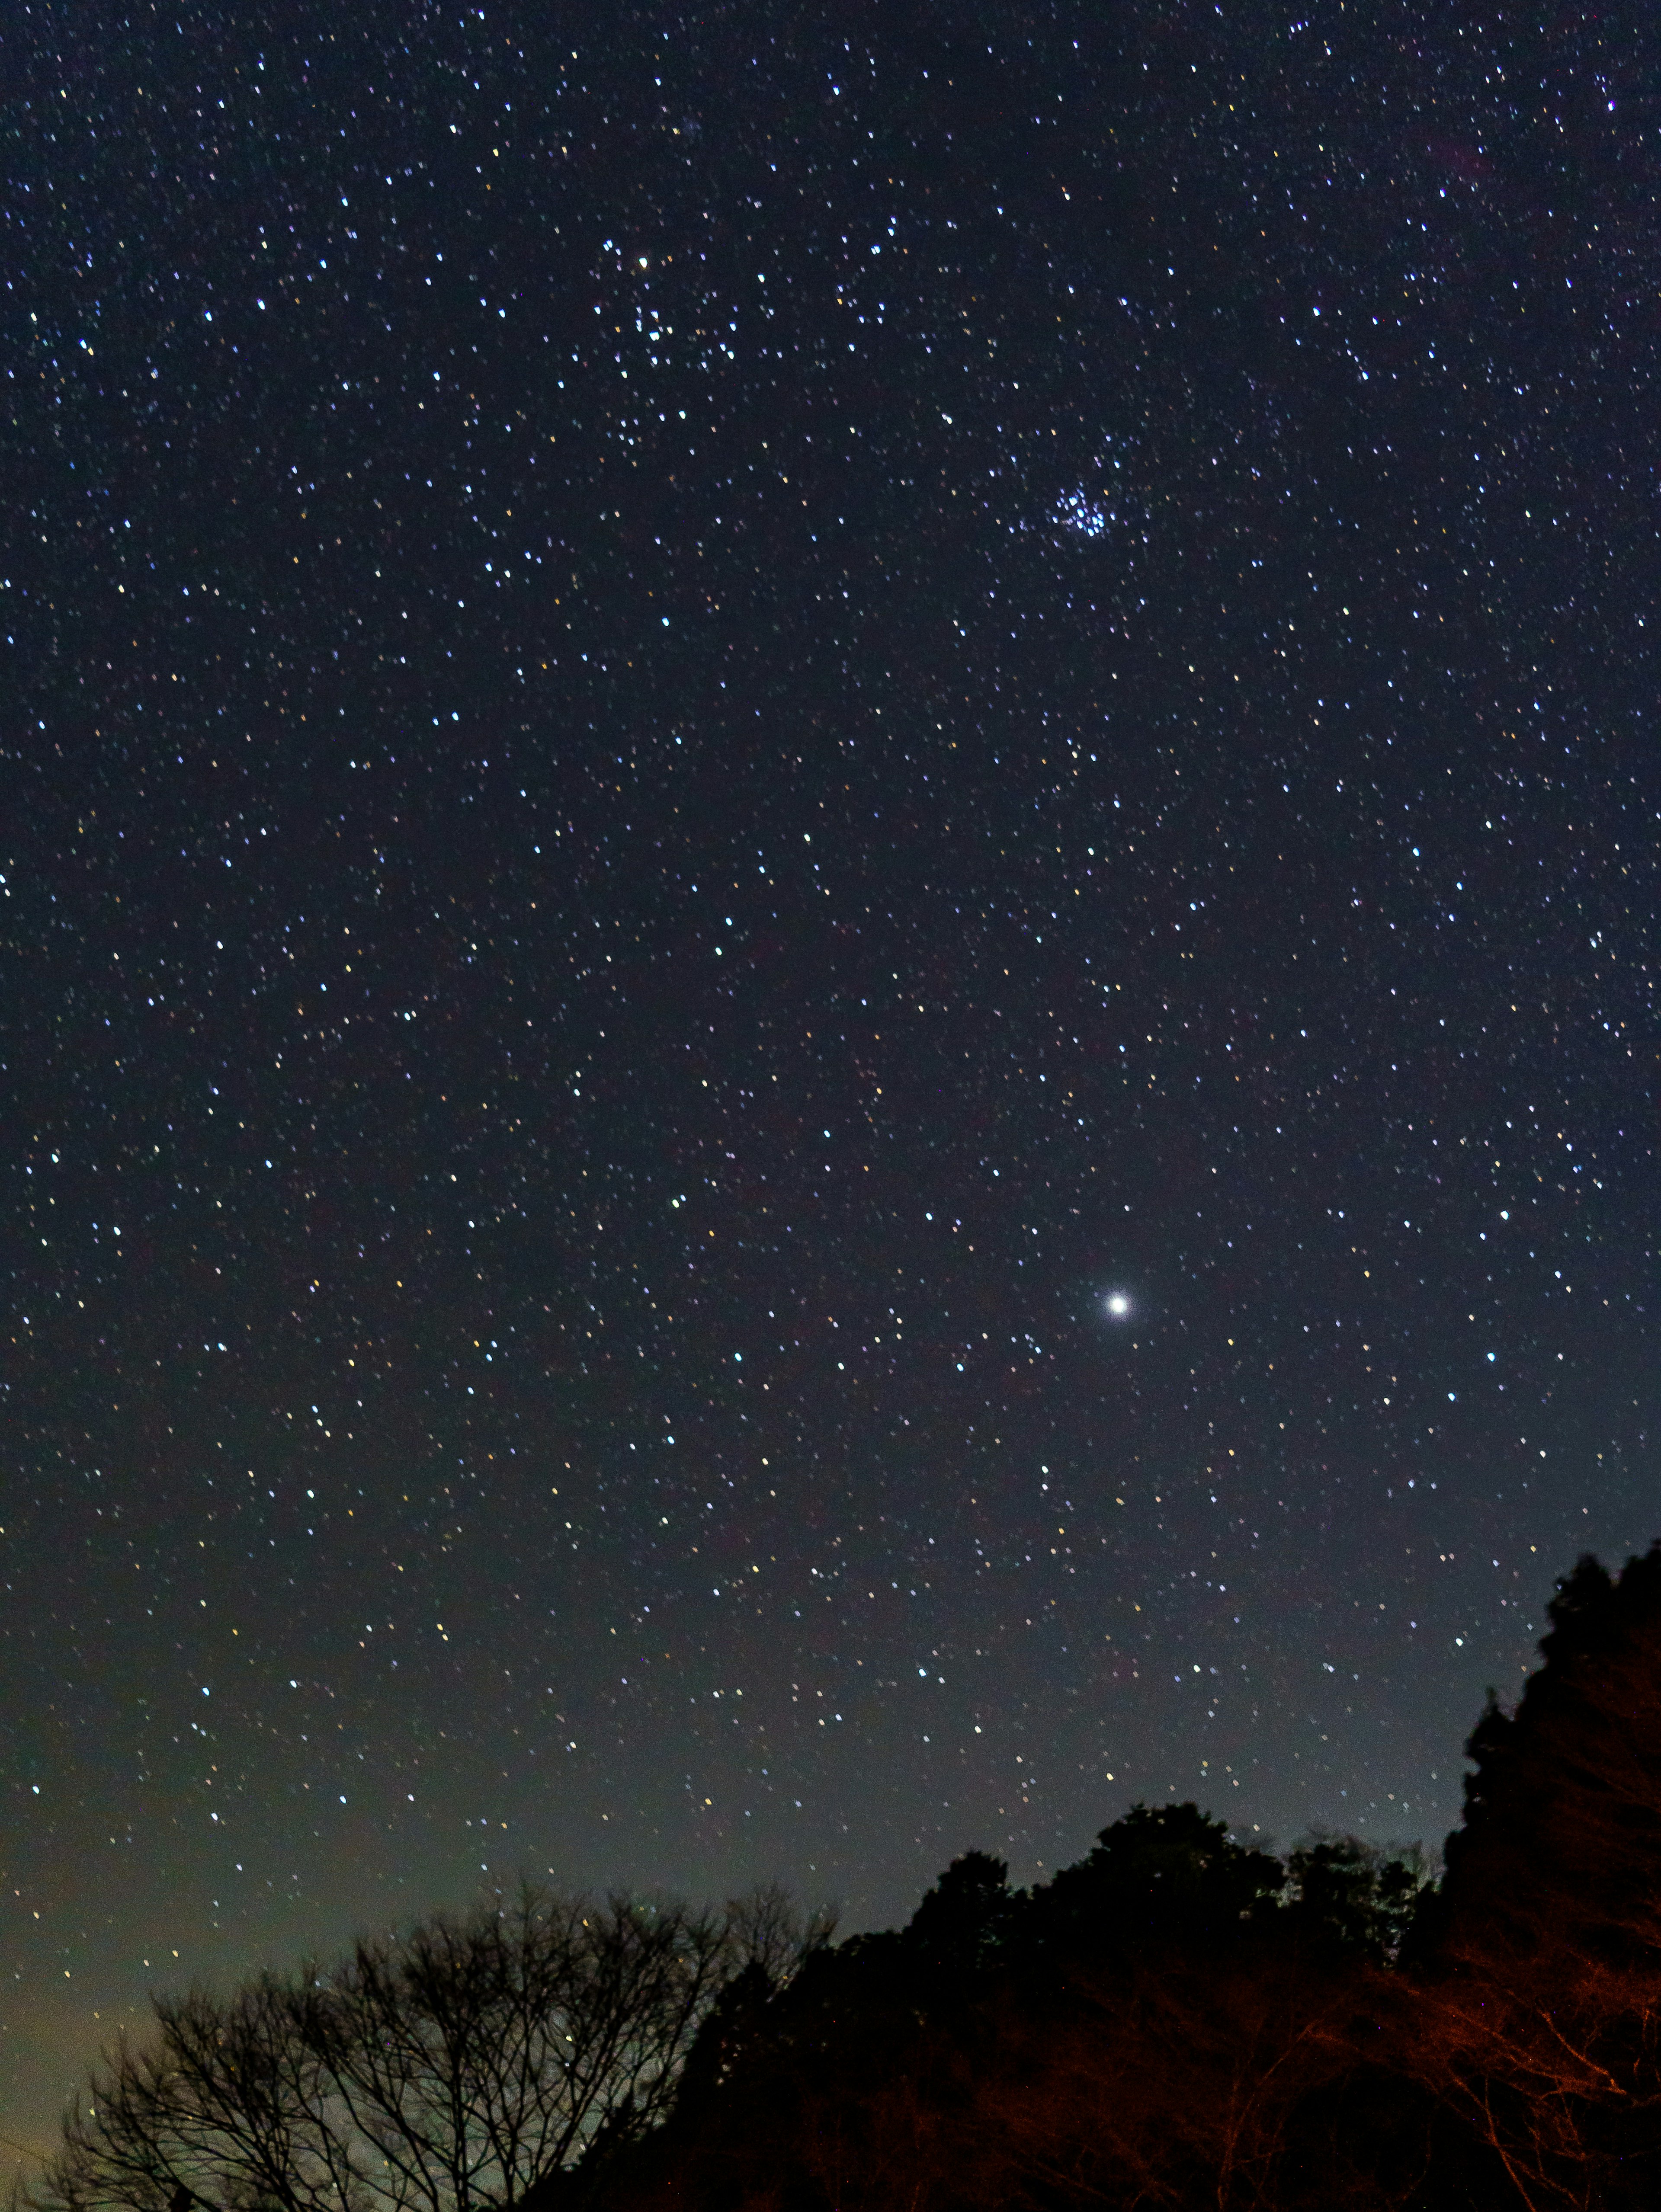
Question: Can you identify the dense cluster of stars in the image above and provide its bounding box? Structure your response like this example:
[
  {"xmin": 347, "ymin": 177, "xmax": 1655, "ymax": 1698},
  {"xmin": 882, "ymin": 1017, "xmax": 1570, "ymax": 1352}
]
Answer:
[{"xmin": 3, "ymin": 0, "xmax": 1656, "ymax": 2175}]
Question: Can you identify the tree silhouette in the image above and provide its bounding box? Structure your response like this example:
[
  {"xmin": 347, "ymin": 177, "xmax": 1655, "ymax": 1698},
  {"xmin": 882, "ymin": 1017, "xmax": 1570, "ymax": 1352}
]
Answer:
[
  {"xmin": 900, "ymin": 1851, "xmax": 1016, "ymax": 1976},
  {"xmin": 43, "ymin": 1549, "xmax": 1661, "ymax": 2212},
  {"xmin": 1282, "ymin": 1834, "xmax": 1432, "ymax": 1961},
  {"xmin": 33, "ymin": 1887, "xmax": 817, "ymax": 2212},
  {"xmin": 1024, "ymin": 1799, "xmax": 1287, "ymax": 1959},
  {"xmin": 1431, "ymin": 1543, "xmax": 1661, "ymax": 1971},
  {"xmin": 1410, "ymin": 1543, "xmax": 1661, "ymax": 2212}
]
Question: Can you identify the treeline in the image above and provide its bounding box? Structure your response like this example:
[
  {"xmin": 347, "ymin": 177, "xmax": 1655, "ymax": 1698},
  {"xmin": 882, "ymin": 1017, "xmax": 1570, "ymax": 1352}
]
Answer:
[{"xmin": 36, "ymin": 1546, "xmax": 1661, "ymax": 2212}]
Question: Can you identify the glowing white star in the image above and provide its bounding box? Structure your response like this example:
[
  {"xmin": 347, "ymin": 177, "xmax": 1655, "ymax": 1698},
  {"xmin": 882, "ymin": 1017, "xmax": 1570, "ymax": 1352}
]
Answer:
[{"xmin": 1104, "ymin": 1292, "xmax": 1132, "ymax": 1318}]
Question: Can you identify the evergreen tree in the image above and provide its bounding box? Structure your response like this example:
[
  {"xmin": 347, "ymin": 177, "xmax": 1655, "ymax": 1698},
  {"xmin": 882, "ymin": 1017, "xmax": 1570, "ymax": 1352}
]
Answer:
[
  {"xmin": 901, "ymin": 1850, "xmax": 1016, "ymax": 1975},
  {"xmin": 1283, "ymin": 1834, "xmax": 1431, "ymax": 1960},
  {"xmin": 1025, "ymin": 1800, "xmax": 1286, "ymax": 1957},
  {"xmin": 1432, "ymin": 1542, "xmax": 1661, "ymax": 1966}
]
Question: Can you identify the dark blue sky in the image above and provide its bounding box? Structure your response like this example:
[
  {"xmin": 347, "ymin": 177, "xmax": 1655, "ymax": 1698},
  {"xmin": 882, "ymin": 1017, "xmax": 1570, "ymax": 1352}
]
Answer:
[{"xmin": 4, "ymin": 0, "xmax": 1657, "ymax": 2173}]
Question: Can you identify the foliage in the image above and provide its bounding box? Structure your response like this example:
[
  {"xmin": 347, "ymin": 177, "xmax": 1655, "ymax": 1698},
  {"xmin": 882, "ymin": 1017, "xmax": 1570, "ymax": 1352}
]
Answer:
[
  {"xmin": 1283, "ymin": 1832, "xmax": 1432, "ymax": 1961},
  {"xmin": 1433, "ymin": 1545, "xmax": 1661, "ymax": 1972},
  {"xmin": 607, "ymin": 1544, "xmax": 1661, "ymax": 2212},
  {"xmin": 38, "ymin": 1543, "xmax": 1661, "ymax": 2212}
]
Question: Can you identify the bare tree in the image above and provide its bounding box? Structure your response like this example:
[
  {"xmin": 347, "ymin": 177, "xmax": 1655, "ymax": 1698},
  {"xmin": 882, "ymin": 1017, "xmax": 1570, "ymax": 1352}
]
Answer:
[{"xmin": 34, "ymin": 1886, "xmax": 824, "ymax": 2212}]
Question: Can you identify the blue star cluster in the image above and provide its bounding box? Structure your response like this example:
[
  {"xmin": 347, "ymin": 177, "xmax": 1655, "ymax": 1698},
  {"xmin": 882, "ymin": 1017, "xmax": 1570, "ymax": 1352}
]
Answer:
[{"xmin": 3, "ymin": 0, "xmax": 1657, "ymax": 2171}]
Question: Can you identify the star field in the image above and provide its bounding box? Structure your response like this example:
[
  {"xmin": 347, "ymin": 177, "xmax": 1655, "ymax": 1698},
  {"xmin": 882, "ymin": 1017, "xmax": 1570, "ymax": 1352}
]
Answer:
[{"xmin": 3, "ymin": 0, "xmax": 1658, "ymax": 2172}]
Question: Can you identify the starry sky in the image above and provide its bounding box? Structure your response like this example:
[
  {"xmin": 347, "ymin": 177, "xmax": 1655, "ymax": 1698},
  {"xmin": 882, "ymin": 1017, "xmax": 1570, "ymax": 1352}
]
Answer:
[{"xmin": 4, "ymin": 0, "xmax": 1658, "ymax": 2173}]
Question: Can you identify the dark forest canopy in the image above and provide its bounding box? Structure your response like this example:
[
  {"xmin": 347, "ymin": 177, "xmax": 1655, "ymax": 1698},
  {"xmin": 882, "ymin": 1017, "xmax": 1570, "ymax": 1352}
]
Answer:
[{"xmin": 33, "ymin": 1545, "xmax": 1661, "ymax": 2212}]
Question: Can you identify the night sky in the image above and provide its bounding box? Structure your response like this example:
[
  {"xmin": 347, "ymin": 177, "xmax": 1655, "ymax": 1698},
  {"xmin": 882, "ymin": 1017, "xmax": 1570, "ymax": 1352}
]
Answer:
[{"xmin": 4, "ymin": 0, "xmax": 1658, "ymax": 2171}]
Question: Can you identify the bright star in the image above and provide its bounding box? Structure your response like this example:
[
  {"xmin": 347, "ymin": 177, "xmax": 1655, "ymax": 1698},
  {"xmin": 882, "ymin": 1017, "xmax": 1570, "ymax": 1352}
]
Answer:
[{"xmin": 1104, "ymin": 1292, "xmax": 1132, "ymax": 1318}]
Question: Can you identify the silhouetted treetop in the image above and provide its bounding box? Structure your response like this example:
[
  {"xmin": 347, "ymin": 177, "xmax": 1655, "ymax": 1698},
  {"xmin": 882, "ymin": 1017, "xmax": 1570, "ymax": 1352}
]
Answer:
[
  {"xmin": 51, "ymin": 1548, "xmax": 1661, "ymax": 2212},
  {"xmin": 901, "ymin": 1850, "xmax": 1016, "ymax": 1974},
  {"xmin": 32, "ymin": 1885, "xmax": 825, "ymax": 2212},
  {"xmin": 1026, "ymin": 1800, "xmax": 1287, "ymax": 1956},
  {"xmin": 1283, "ymin": 1834, "xmax": 1432, "ymax": 1961},
  {"xmin": 1434, "ymin": 1540, "xmax": 1661, "ymax": 1967}
]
